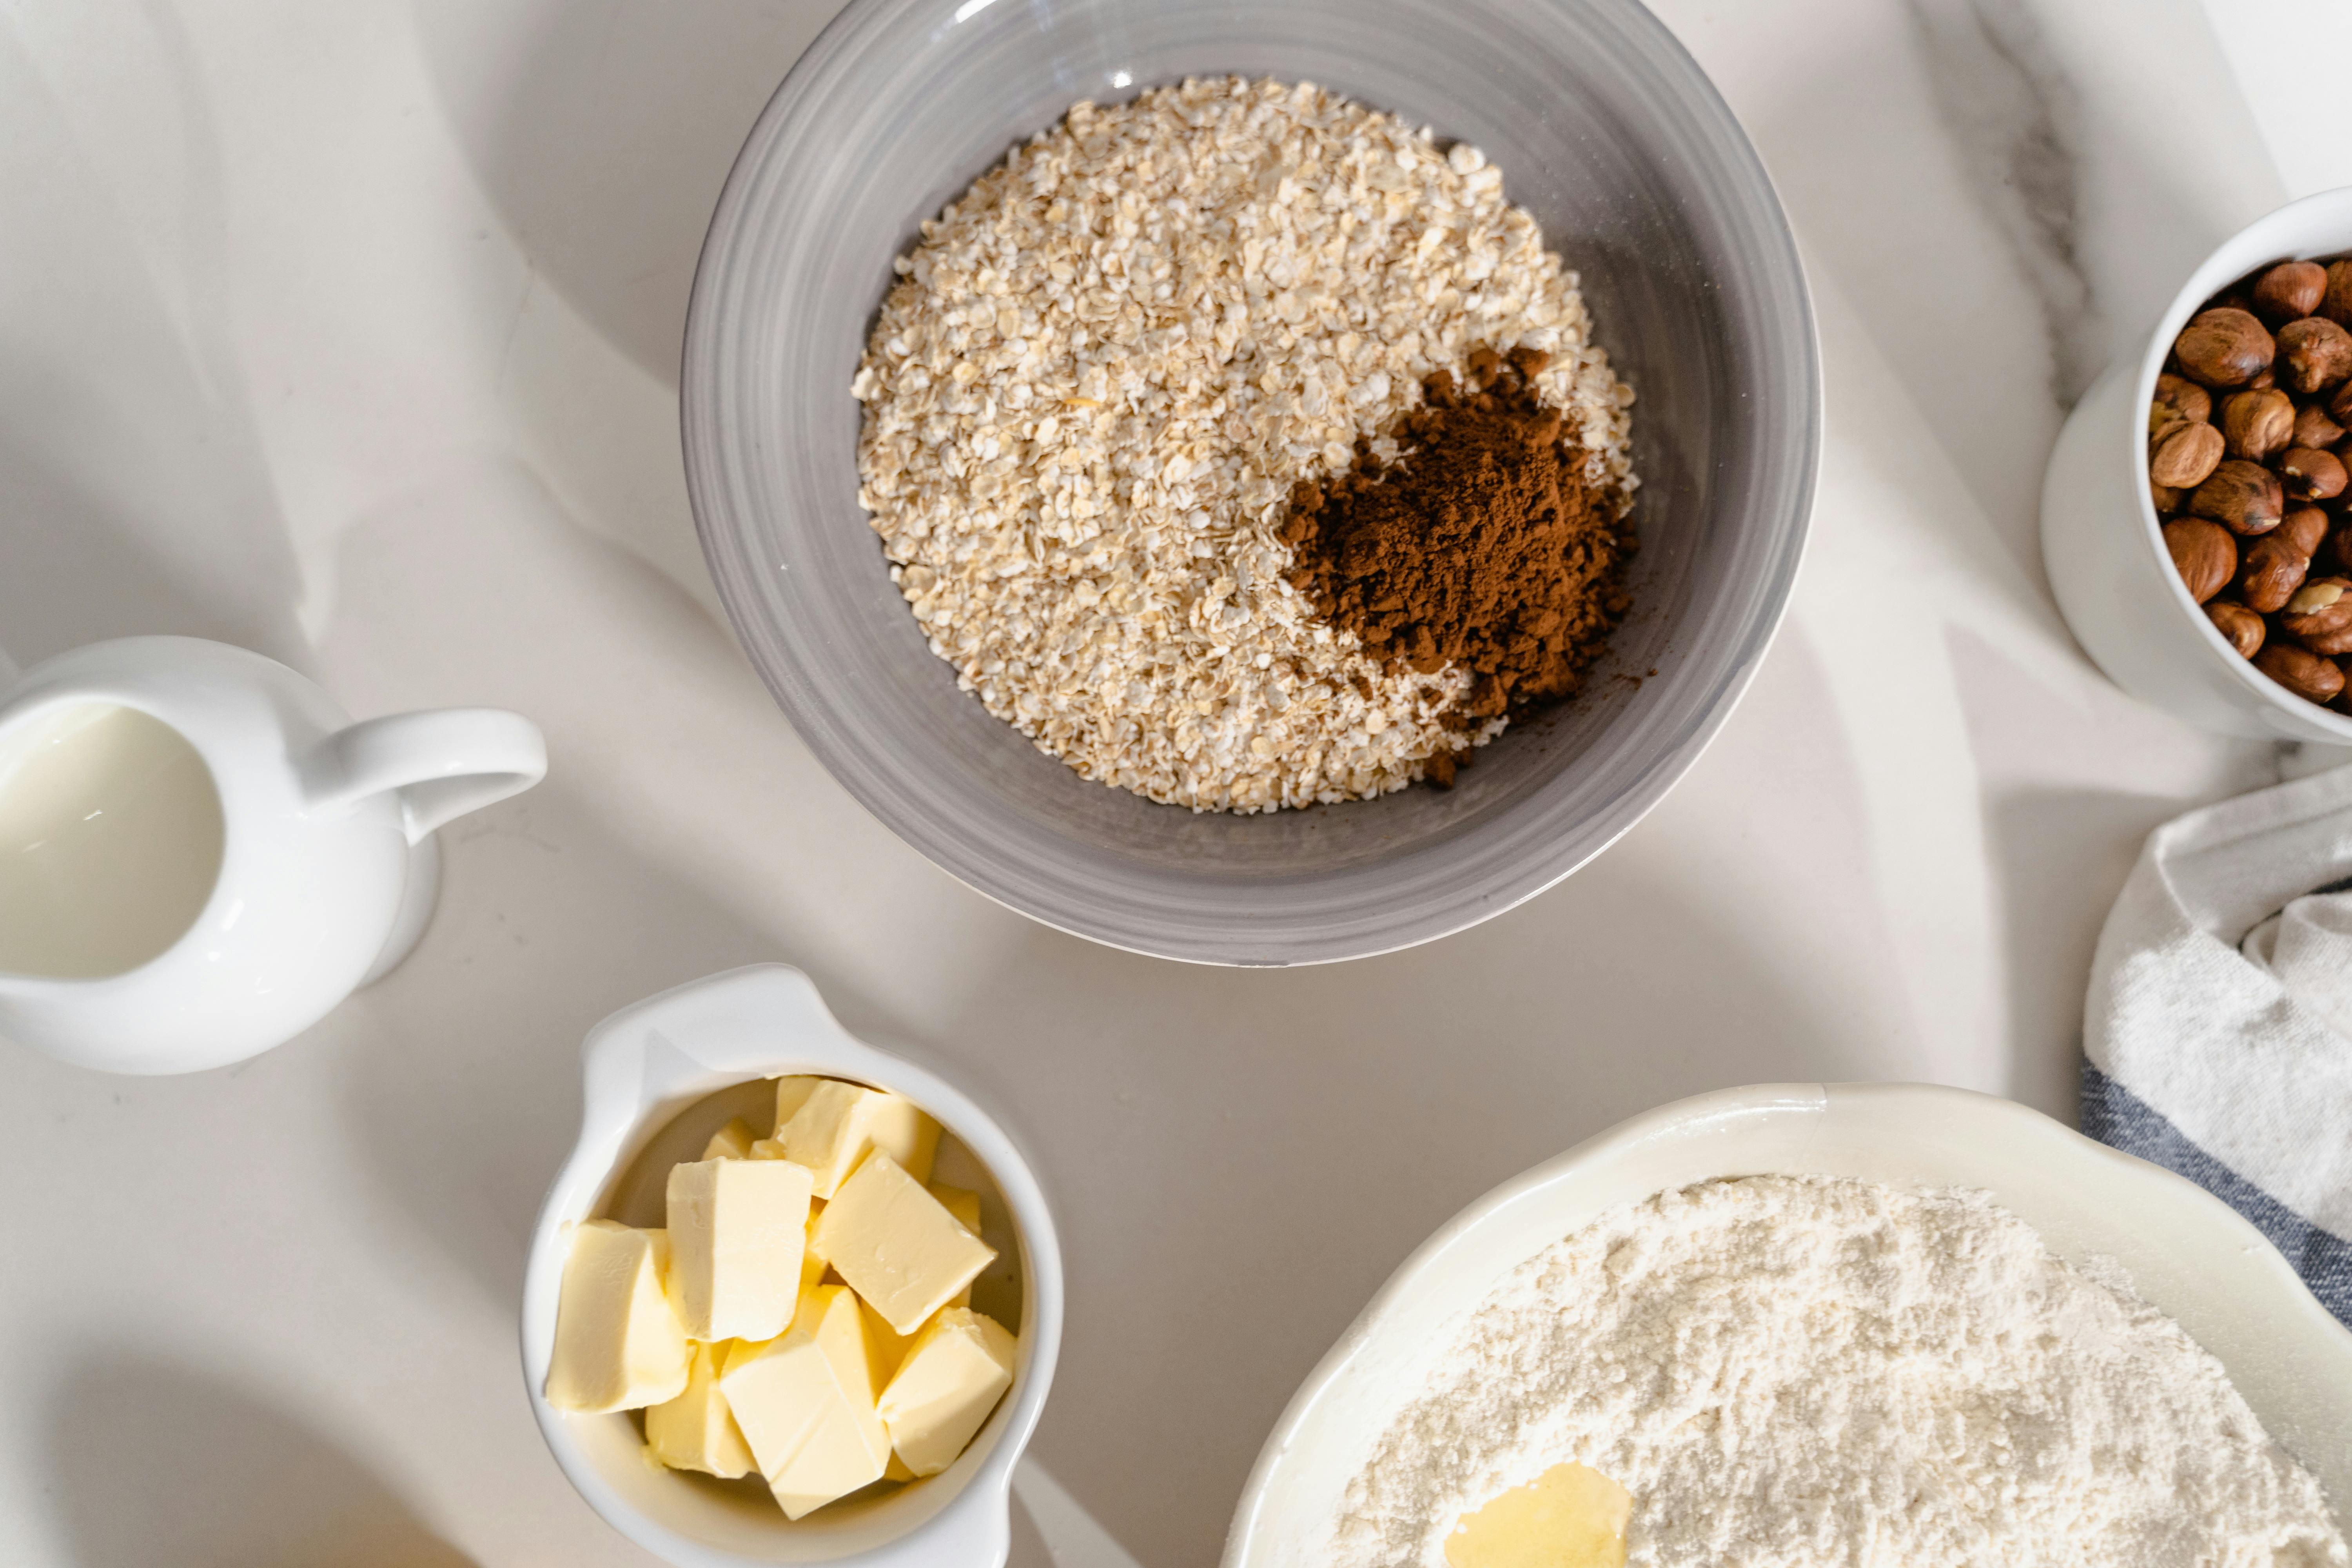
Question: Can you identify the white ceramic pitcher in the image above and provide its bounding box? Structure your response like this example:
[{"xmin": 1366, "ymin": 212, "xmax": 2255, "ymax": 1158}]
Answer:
[{"xmin": 0, "ymin": 636, "xmax": 545, "ymax": 1073}]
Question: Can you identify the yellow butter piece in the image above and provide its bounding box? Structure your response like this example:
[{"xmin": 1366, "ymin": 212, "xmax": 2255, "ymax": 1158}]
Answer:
[
  {"xmin": 801, "ymin": 1199, "xmax": 830, "ymax": 1291},
  {"xmin": 702, "ymin": 1118, "xmax": 757, "ymax": 1161},
  {"xmin": 773, "ymin": 1075, "xmax": 825, "ymax": 1131},
  {"xmin": 929, "ymin": 1183, "xmax": 982, "ymax": 1235},
  {"xmin": 876, "ymin": 1307, "xmax": 1017, "ymax": 1477},
  {"xmin": 1445, "ymin": 1463, "xmax": 1630, "ymax": 1568},
  {"xmin": 775, "ymin": 1080, "xmax": 942, "ymax": 1198},
  {"xmin": 748, "ymin": 1136, "xmax": 788, "ymax": 1160},
  {"xmin": 815, "ymin": 1155, "xmax": 996, "ymax": 1335},
  {"xmin": 666, "ymin": 1156, "xmax": 814, "ymax": 1343},
  {"xmin": 929, "ymin": 1183, "xmax": 983, "ymax": 1308},
  {"xmin": 545, "ymin": 1220, "xmax": 690, "ymax": 1413},
  {"xmin": 645, "ymin": 1342, "xmax": 757, "ymax": 1479},
  {"xmin": 884, "ymin": 1450, "xmax": 915, "ymax": 1483},
  {"xmin": 720, "ymin": 1284, "xmax": 890, "ymax": 1519},
  {"xmin": 860, "ymin": 1297, "xmax": 916, "ymax": 1385}
]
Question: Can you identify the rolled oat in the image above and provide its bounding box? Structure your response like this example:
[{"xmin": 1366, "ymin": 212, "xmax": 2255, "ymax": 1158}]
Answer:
[{"xmin": 852, "ymin": 76, "xmax": 1635, "ymax": 811}]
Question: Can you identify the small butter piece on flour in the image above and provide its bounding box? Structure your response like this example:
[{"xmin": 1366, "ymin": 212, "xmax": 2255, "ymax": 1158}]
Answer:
[
  {"xmin": 666, "ymin": 1156, "xmax": 815, "ymax": 1342},
  {"xmin": 814, "ymin": 1154, "xmax": 995, "ymax": 1334},
  {"xmin": 876, "ymin": 1307, "xmax": 1017, "ymax": 1476},
  {"xmin": 545, "ymin": 1220, "xmax": 690, "ymax": 1412},
  {"xmin": 774, "ymin": 1080, "xmax": 941, "ymax": 1198},
  {"xmin": 702, "ymin": 1118, "xmax": 757, "ymax": 1161},
  {"xmin": 645, "ymin": 1342, "xmax": 757, "ymax": 1479},
  {"xmin": 1445, "ymin": 1463, "xmax": 1630, "ymax": 1568},
  {"xmin": 720, "ymin": 1284, "xmax": 891, "ymax": 1519}
]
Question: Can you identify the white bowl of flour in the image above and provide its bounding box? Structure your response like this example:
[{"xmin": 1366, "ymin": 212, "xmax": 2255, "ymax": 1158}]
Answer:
[{"xmin": 1224, "ymin": 1083, "xmax": 2352, "ymax": 1568}]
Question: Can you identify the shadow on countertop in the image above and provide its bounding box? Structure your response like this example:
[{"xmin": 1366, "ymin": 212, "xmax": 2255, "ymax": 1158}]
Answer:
[{"xmin": 44, "ymin": 1351, "xmax": 474, "ymax": 1568}]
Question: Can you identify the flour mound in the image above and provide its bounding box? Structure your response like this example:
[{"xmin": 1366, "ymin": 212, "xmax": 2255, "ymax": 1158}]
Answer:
[{"xmin": 1332, "ymin": 1176, "xmax": 2348, "ymax": 1568}]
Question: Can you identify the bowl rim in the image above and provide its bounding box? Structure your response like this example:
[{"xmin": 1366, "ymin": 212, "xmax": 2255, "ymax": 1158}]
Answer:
[
  {"xmin": 518, "ymin": 964, "xmax": 1063, "ymax": 1567},
  {"xmin": 1221, "ymin": 1080, "xmax": 2352, "ymax": 1566},
  {"xmin": 2131, "ymin": 186, "xmax": 2352, "ymax": 741},
  {"xmin": 679, "ymin": 0, "xmax": 1822, "ymax": 965}
]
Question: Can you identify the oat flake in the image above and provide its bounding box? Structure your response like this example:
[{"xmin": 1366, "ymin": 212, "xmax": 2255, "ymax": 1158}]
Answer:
[{"xmin": 852, "ymin": 76, "xmax": 1635, "ymax": 812}]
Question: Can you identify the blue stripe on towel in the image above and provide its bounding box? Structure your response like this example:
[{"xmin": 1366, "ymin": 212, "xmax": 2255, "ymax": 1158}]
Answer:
[{"xmin": 2081, "ymin": 1063, "xmax": 2352, "ymax": 1328}]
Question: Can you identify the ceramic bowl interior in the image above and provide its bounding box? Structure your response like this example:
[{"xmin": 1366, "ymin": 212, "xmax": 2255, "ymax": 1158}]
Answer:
[
  {"xmin": 683, "ymin": 0, "xmax": 1818, "ymax": 964},
  {"xmin": 1223, "ymin": 1082, "xmax": 2352, "ymax": 1566}
]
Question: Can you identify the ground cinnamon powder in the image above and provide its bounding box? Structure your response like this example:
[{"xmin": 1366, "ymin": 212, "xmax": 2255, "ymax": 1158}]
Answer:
[{"xmin": 1278, "ymin": 345, "xmax": 1635, "ymax": 782}]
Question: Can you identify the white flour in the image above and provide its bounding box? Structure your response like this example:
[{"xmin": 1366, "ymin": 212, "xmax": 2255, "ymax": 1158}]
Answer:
[{"xmin": 1332, "ymin": 1176, "xmax": 2347, "ymax": 1568}]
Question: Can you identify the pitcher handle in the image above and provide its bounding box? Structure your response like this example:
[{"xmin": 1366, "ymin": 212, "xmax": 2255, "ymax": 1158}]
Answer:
[{"xmin": 304, "ymin": 709, "xmax": 546, "ymax": 843}]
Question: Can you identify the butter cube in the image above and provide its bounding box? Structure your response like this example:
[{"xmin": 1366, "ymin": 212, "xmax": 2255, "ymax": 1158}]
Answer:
[
  {"xmin": 773, "ymin": 1075, "xmax": 825, "ymax": 1130},
  {"xmin": 929, "ymin": 1183, "xmax": 983, "ymax": 1236},
  {"xmin": 545, "ymin": 1221, "xmax": 690, "ymax": 1412},
  {"xmin": 814, "ymin": 1154, "xmax": 995, "ymax": 1335},
  {"xmin": 720, "ymin": 1284, "xmax": 891, "ymax": 1519},
  {"xmin": 877, "ymin": 1308, "xmax": 1017, "ymax": 1476},
  {"xmin": 775, "ymin": 1081, "xmax": 941, "ymax": 1198},
  {"xmin": 645, "ymin": 1342, "xmax": 756, "ymax": 1479},
  {"xmin": 702, "ymin": 1118, "xmax": 757, "ymax": 1161},
  {"xmin": 929, "ymin": 1183, "xmax": 984, "ymax": 1308},
  {"xmin": 666, "ymin": 1157, "xmax": 815, "ymax": 1342},
  {"xmin": 860, "ymin": 1297, "xmax": 916, "ymax": 1385},
  {"xmin": 802, "ymin": 1199, "xmax": 830, "ymax": 1289}
]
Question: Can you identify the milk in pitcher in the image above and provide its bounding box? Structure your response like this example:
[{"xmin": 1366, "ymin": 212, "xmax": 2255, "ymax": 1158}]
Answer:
[{"xmin": 0, "ymin": 703, "xmax": 223, "ymax": 978}]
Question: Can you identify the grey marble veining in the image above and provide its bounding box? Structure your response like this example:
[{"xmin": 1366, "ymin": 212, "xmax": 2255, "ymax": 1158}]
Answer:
[{"xmin": 1909, "ymin": 0, "xmax": 2107, "ymax": 407}]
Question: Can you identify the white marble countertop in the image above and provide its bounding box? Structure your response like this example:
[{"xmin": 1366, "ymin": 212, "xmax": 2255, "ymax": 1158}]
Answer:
[{"xmin": 0, "ymin": 0, "xmax": 2342, "ymax": 1563}]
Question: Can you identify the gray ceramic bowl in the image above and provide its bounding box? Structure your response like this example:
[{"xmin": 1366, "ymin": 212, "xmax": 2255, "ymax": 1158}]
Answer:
[{"xmin": 683, "ymin": 0, "xmax": 1818, "ymax": 965}]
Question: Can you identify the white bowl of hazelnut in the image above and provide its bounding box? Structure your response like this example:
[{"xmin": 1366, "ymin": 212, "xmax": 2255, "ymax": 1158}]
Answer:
[{"xmin": 2043, "ymin": 187, "xmax": 2352, "ymax": 742}]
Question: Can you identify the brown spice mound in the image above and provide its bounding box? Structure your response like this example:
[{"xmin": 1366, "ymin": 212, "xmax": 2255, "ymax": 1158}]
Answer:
[{"xmin": 1278, "ymin": 345, "xmax": 1636, "ymax": 778}]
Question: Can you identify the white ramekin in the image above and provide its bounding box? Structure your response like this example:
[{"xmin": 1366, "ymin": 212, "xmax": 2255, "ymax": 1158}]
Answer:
[
  {"xmin": 1223, "ymin": 1082, "xmax": 2352, "ymax": 1566},
  {"xmin": 520, "ymin": 964, "xmax": 1063, "ymax": 1567},
  {"xmin": 2043, "ymin": 187, "xmax": 2352, "ymax": 742}
]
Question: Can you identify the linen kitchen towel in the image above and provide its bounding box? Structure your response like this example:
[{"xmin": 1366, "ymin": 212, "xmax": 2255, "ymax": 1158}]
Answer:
[{"xmin": 2082, "ymin": 762, "xmax": 2352, "ymax": 1327}]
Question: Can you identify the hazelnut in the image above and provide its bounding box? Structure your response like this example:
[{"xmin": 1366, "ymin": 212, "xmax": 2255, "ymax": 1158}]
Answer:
[
  {"xmin": 2253, "ymin": 260, "xmax": 2328, "ymax": 324},
  {"xmin": 2278, "ymin": 316, "xmax": 2352, "ymax": 394},
  {"xmin": 2285, "ymin": 578, "xmax": 2348, "ymax": 615},
  {"xmin": 2332, "ymin": 379, "xmax": 2352, "ymax": 426},
  {"xmin": 2324, "ymin": 260, "xmax": 2352, "ymax": 328},
  {"xmin": 2187, "ymin": 459, "xmax": 2285, "ymax": 534},
  {"xmin": 2282, "ymin": 446, "xmax": 2349, "ymax": 500},
  {"xmin": 2149, "ymin": 421, "xmax": 2223, "ymax": 487},
  {"xmin": 2153, "ymin": 373, "xmax": 2211, "ymax": 426},
  {"xmin": 2281, "ymin": 577, "xmax": 2352, "ymax": 647},
  {"xmin": 2250, "ymin": 367, "xmax": 2279, "ymax": 389},
  {"xmin": 2255, "ymin": 643, "xmax": 2346, "ymax": 704},
  {"xmin": 2280, "ymin": 505, "xmax": 2331, "ymax": 559},
  {"xmin": 2220, "ymin": 388, "xmax": 2295, "ymax": 460},
  {"xmin": 2239, "ymin": 532, "xmax": 2313, "ymax": 611},
  {"xmin": 2173, "ymin": 308, "xmax": 2275, "ymax": 387},
  {"xmin": 2205, "ymin": 599, "xmax": 2266, "ymax": 657},
  {"xmin": 2150, "ymin": 481, "xmax": 2185, "ymax": 514},
  {"xmin": 2294, "ymin": 401, "xmax": 2347, "ymax": 450},
  {"xmin": 2165, "ymin": 517, "xmax": 2238, "ymax": 603}
]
